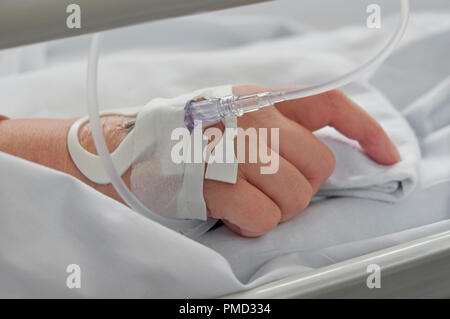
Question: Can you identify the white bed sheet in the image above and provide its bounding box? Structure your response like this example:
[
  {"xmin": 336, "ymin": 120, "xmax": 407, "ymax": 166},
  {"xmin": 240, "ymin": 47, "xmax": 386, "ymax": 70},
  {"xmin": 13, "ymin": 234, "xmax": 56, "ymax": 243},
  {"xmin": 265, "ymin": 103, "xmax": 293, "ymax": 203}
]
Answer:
[{"xmin": 0, "ymin": 0, "xmax": 449, "ymax": 297}]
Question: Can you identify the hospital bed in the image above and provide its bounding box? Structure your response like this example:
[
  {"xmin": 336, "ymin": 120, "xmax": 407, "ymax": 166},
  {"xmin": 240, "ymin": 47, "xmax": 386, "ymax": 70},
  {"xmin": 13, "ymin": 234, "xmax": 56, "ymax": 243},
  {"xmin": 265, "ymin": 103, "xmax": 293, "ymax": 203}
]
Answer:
[
  {"xmin": 226, "ymin": 231, "xmax": 450, "ymax": 298},
  {"xmin": 0, "ymin": 0, "xmax": 449, "ymax": 298},
  {"xmin": 0, "ymin": 0, "xmax": 270, "ymax": 49}
]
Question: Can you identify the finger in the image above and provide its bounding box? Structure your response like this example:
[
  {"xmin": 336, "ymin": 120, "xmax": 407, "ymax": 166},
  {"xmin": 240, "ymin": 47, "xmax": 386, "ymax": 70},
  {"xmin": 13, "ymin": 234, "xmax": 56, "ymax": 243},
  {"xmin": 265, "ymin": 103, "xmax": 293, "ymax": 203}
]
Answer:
[
  {"xmin": 239, "ymin": 149, "xmax": 312, "ymax": 222},
  {"xmin": 238, "ymin": 109, "xmax": 335, "ymax": 193},
  {"xmin": 275, "ymin": 89, "xmax": 401, "ymax": 165},
  {"xmin": 204, "ymin": 173, "xmax": 281, "ymax": 237}
]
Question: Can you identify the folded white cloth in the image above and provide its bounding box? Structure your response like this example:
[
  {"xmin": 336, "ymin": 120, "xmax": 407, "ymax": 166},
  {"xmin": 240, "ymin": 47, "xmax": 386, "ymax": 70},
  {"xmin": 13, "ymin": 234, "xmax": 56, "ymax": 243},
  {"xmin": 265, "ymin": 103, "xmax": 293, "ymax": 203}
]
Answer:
[{"xmin": 315, "ymin": 83, "xmax": 421, "ymax": 202}]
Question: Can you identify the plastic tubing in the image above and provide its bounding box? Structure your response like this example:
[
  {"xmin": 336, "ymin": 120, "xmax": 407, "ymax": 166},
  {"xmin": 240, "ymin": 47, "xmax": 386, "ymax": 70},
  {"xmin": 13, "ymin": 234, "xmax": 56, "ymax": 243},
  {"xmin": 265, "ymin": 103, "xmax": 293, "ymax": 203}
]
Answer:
[
  {"xmin": 265, "ymin": 0, "xmax": 410, "ymax": 104},
  {"xmin": 87, "ymin": 33, "xmax": 217, "ymax": 238},
  {"xmin": 185, "ymin": 0, "xmax": 410, "ymax": 127},
  {"xmin": 88, "ymin": 0, "xmax": 409, "ymax": 237}
]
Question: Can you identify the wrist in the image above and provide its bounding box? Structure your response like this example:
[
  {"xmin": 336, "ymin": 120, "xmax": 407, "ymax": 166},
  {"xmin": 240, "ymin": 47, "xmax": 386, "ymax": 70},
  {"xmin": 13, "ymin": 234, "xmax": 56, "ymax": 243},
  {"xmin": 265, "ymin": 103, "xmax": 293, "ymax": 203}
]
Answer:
[
  {"xmin": 73, "ymin": 115, "xmax": 136, "ymax": 202},
  {"xmin": 77, "ymin": 115, "xmax": 135, "ymax": 155}
]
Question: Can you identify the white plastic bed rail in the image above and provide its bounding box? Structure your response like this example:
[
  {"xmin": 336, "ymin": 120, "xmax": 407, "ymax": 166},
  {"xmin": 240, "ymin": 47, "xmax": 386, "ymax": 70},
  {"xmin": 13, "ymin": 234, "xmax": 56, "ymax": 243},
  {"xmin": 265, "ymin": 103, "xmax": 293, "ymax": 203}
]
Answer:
[
  {"xmin": 224, "ymin": 230, "xmax": 450, "ymax": 298},
  {"xmin": 0, "ymin": 0, "xmax": 269, "ymax": 50}
]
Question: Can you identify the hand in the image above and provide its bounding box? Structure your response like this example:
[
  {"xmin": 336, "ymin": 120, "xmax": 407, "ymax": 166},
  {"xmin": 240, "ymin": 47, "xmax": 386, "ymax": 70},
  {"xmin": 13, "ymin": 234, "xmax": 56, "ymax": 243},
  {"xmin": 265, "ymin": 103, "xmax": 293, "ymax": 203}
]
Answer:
[
  {"xmin": 0, "ymin": 86, "xmax": 400, "ymax": 238},
  {"xmin": 203, "ymin": 85, "xmax": 401, "ymax": 237}
]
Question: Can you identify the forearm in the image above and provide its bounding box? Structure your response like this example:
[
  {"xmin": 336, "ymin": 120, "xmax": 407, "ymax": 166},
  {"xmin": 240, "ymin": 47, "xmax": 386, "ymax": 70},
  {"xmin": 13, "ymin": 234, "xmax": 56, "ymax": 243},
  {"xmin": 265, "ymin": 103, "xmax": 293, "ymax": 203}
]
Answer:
[{"xmin": 0, "ymin": 117, "xmax": 130, "ymax": 203}]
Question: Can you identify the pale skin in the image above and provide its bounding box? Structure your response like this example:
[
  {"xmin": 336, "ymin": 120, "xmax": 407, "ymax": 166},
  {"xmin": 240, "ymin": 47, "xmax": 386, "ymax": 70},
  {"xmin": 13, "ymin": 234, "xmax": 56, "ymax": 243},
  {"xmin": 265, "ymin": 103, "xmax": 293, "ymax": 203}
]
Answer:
[{"xmin": 0, "ymin": 86, "xmax": 400, "ymax": 237}]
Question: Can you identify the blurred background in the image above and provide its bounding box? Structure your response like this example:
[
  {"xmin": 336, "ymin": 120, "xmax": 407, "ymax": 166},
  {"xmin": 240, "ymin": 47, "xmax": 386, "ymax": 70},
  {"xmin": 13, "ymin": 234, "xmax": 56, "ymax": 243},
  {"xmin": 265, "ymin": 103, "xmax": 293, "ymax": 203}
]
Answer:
[{"xmin": 0, "ymin": 0, "xmax": 449, "ymax": 117}]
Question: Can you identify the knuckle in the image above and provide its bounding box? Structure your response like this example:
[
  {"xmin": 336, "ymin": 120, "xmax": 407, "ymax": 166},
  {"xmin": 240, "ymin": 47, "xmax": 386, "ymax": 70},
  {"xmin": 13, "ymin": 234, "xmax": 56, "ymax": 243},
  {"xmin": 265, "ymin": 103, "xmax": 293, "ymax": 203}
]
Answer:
[
  {"xmin": 325, "ymin": 89, "xmax": 346, "ymax": 110},
  {"xmin": 307, "ymin": 144, "xmax": 336, "ymax": 184},
  {"xmin": 280, "ymin": 173, "xmax": 312, "ymax": 221},
  {"xmin": 259, "ymin": 206, "xmax": 281, "ymax": 233},
  {"xmin": 321, "ymin": 147, "xmax": 336, "ymax": 179},
  {"xmin": 253, "ymin": 202, "xmax": 281, "ymax": 234},
  {"xmin": 235, "ymin": 197, "xmax": 281, "ymax": 236}
]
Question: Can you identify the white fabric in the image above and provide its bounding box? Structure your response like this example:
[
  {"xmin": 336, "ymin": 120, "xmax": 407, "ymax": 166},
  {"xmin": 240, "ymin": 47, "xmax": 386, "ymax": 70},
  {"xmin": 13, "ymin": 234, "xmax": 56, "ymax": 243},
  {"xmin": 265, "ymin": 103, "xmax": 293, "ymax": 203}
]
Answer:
[
  {"xmin": 315, "ymin": 83, "xmax": 421, "ymax": 202},
  {"xmin": 0, "ymin": 0, "xmax": 449, "ymax": 298}
]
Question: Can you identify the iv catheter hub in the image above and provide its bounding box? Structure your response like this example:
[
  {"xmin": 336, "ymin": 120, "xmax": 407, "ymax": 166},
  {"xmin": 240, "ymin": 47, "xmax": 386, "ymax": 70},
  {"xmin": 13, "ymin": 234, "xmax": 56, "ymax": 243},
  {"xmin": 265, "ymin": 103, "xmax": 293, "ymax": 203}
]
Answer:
[{"xmin": 184, "ymin": 92, "xmax": 283, "ymax": 131}]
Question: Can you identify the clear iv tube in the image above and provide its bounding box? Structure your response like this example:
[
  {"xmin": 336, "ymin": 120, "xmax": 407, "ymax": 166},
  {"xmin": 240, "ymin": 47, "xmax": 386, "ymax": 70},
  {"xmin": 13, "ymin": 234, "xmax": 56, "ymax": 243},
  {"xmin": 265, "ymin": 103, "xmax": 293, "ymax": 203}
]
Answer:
[
  {"xmin": 89, "ymin": 0, "xmax": 409, "ymax": 237},
  {"xmin": 87, "ymin": 33, "xmax": 218, "ymax": 238},
  {"xmin": 268, "ymin": 0, "xmax": 410, "ymax": 104},
  {"xmin": 185, "ymin": 0, "xmax": 410, "ymax": 127}
]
